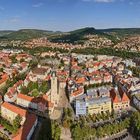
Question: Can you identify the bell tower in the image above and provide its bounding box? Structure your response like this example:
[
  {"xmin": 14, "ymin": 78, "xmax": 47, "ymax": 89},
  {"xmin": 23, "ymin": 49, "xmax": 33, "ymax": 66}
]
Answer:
[{"xmin": 50, "ymin": 71, "xmax": 59, "ymax": 105}]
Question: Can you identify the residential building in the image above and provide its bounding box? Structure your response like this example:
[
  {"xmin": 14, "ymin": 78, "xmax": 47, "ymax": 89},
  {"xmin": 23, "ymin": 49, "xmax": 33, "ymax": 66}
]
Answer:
[
  {"xmin": 17, "ymin": 93, "xmax": 54, "ymax": 114},
  {"xmin": 75, "ymin": 99, "xmax": 86, "ymax": 116},
  {"xmin": 70, "ymin": 87, "xmax": 84, "ymax": 102},
  {"xmin": 13, "ymin": 113, "xmax": 37, "ymax": 140},
  {"xmin": 30, "ymin": 67, "xmax": 50, "ymax": 80},
  {"xmin": 110, "ymin": 87, "xmax": 130, "ymax": 112},
  {"xmin": 87, "ymin": 97, "xmax": 112, "ymax": 114},
  {"xmin": 1, "ymin": 102, "xmax": 38, "ymax": 140},
  {"xmin": 1, "ymin": 102, "xmax": 26, "ymax": 125},
  {"xmin": 0, "ymin": 73, "xmax": 9, "ymax": 89},
  {"xmin": 132, "ymin": 93, "xmax": 140, "ymax": 110}
]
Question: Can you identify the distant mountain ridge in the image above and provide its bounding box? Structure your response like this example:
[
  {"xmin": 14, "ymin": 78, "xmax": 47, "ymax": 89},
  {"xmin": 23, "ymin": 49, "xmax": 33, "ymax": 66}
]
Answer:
[
  {"xmin": 0, "ymin": 30, "xmax": 15, "ymax": 37},
  {"xmin": 49, "ymin": 27, "xmax": 117, "ymax": 44},
  {"xmin": 98, "ymin": 28, "xmax": 140, "ymax": 38},
  {"xmin": 0, "ymin": 27, "xmax": 140, "ymax": 42},
  {"xmin": 0, "ymin": 29, "xmax": 62, "ymax": 41}
]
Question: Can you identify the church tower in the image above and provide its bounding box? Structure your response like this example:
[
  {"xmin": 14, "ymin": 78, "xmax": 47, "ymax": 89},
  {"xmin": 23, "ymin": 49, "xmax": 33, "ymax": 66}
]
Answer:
[{"xmin": 50, "ymin": 71, "xmax": 59, "ymax": 105}]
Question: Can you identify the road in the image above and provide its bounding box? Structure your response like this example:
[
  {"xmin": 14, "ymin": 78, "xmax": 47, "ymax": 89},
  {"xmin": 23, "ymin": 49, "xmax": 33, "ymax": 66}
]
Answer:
[{"xmin": 105, "ymin": 131, "xmax": 135, "ymax": 140}]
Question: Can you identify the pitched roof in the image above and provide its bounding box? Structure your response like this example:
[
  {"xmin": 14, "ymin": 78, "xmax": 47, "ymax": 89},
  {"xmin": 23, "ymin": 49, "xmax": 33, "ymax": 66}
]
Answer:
[
  {"xmin": 12, "ymin": 113, "xmax": 37, "ymax": 140},
  {"xmin": 70, "ymin": 88, "xmax": 84, "ymax": 97},
  {"xmin": 76, "ymin": 77, "xmax": 85, "ymax": 84},
  {"xmin": 110, "ymin": 89, "xmax": 121, "ymax": 103},
  {"xmin": 121, "ymin": 92, "xmax": 129, "ymax": 102},
  {"xmin": 17, "ymin": 93, "xmax": 33, "ymax": 102},
  {"xmin": 1, "ymin": 102, "xmax": 27, "ymax": 117},
  {"xmin": 17, "ymin": 93, "xmax": 46, "ymax": 105},
  {"xmin": 110, "ymin": 88, "xmax": 129, "ymax": 103},
  {"xmin": 32, "ymin": 68, "xmax": 47, "ymax": 75}
]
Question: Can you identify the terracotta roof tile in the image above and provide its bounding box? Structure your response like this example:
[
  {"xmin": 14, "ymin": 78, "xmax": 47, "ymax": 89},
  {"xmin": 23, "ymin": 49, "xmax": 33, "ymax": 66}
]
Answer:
[
  {"xmin": 13, "ymin": 113, "xmax": 37, "ymax": 140},
  {"xmin": 1, "ymin": 102, "xmax": 27, "ymax": 117}
]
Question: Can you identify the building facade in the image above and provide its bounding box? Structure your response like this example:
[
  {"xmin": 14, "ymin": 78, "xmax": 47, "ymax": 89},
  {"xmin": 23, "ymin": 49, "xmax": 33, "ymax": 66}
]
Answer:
[{"xmin": 87, "ymin": 97, "xmax": 112, "ymax": 115}]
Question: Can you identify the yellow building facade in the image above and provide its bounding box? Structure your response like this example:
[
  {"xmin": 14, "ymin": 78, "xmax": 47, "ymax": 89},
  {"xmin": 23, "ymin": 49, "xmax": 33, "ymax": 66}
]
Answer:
[{"xmin": 88, "ymin": 97, "xmax": 112, "ymax": 115}]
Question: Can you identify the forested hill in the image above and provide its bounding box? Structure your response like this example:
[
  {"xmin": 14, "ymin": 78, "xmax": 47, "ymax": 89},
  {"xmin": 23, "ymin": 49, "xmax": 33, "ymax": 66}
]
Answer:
[{"xmin": 0, "ymin": 27, "xmax": 140, "ymax": 43}]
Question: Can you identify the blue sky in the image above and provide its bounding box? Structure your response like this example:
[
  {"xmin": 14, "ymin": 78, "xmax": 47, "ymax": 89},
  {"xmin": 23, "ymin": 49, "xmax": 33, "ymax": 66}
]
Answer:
[{"xmin": 0, "ymin": 0, "xmax": 139, "ymax": 31}]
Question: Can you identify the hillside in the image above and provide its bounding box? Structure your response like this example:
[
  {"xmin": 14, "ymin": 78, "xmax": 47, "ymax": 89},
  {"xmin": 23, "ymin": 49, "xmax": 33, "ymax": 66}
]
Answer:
[
  {"xmin": 49, "ymin": 27, "xmax": 117, "ymax": 44},
  {"xmin": 0, "ymin": 29, "xmax": 61, "ymax": 41},
  {"xmin": 0, "ymin": 27, "xmax": 140, "ymax": 45},
  {"xmin": 99, "ymin": 28, "xmax": 140, "ymax": 39},
  {"xmin": 0, "ymin": 30, "xmax": 14, "ymax": 37}
]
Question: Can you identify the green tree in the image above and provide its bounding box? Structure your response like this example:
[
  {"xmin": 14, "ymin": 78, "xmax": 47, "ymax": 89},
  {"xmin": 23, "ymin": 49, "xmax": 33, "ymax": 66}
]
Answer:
[
  {"xmin": 31, "ymin": 89, "xmax": 39, "ymax": 97},
  {"xmin": 52, "ymin": 121, "xmax": 61, "ymax": 140},
  {"xmin": 96, "ymin": 126, "xmax": 105, "ymax": 138},
  {"xmin": 130, "ymin": 112, "xmax": 140, "ymax": 139},
  {"xmin": 21, "ymin": 86, "xmax": 29, "ymax": 95},
  {"xmin": 39, "ymin": 81, "xmax": 49, "ymax": 93},
  {"xmin": 20, "ymin": 58, "xmax": 25, "ymax": 63},
  {"xmin": 13, "ymin": 114, "xmax": 22, "ymax": 131},
  {"xmin": 71, "ymin": 124, "xmax": 83, "ymax": 140},
  {"xmin": 10, "ymin": 55, "xmax": 17, "ymax": 63}
]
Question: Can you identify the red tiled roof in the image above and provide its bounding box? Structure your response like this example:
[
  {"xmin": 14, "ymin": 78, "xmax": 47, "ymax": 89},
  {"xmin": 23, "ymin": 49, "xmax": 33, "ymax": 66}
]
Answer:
[
  {"xmin": 76, "ymin": 77, "xmax": 85, "ymax": 84},
  {"xmin": 93, "ymin": 62, "xmax": 100, "ymax": 67},
  {"xmin": 70, "ymin": 88, "xmax": 84, "ymax": 97},
  {"xmin": 17, "ymin": 93, "xmax": 34, "ymax": 101},
  {"xmin": 43, "ymin": 95, "xmax": 54, "ymax": 108},
  {"xmin": 5, "ymin": 92, "xmax": 13, "ymax": 98},
  {"xmin": 110, "ymin": 89, "xmax": 121, "ymax": 103},
  {"xmin": 0, "ymin": 73, "xmax": 8, "ymax": 84},
  {"xmin": 1, "ymin": 102, "xmax": 27, "ymax": 117},
  {"xmin": 12, "ymin": 114, "xmax": 37, "ymax": 140},
  {"xmin": 17, "ymin": 93, "xmax": 46, "ymax": 105},
  {"xmin": 121, "ymin": 92, "xmax": 129, "ymax": 102},
  {"xmin": 118, "ymin": 87, "xmax": 129, "ymax": 102},
  {"xmin": 110, "ymin": 88, "xmax": 129, "ymax": 103},
  {"xmin": 47, "ymin": 101, "xmax": 54, "ymax": 108}
]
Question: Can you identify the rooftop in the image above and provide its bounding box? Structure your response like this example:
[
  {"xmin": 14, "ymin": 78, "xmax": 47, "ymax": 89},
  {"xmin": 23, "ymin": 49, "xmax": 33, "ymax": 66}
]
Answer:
[
  {"xmin": 13, "ymin": 112, "xmax": 37, "ymax": 140},
  {"xmin": 1, "ymin": 102, "xmax": 27, "ymax": 117},
  {"xmin": 87, "ymin": 89, "xmax": 97, "ymax": 96},
  {"xmin": 87, "ymin": 96, "xmax": 111, "ymax": 105},
  {"xmin": 32, "ymin": 67, "xmax": 47, "ymax": 75}
]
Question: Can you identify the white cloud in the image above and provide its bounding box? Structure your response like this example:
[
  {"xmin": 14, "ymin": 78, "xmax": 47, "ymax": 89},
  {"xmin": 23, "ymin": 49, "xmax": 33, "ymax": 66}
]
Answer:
[
  {"xmin": 3, "ymin": 17, "xmax": 20, "ymax": 23},
  {"xmin": 32, "ymin": 3, "xmax": 43, "ymax": 8},
  {"xmin": 94, "ymin": 0, "xmax": 114, "ymax": 2},
  {"xmin": 9, "ymin": 18, "xmax": 19, "ymax": 23},
  {"xmin": 82, "ymin": 0, "xmax": 115, "ymax": 3}
]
